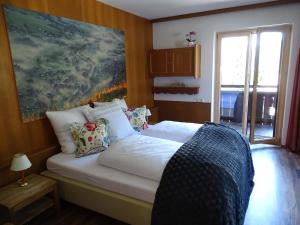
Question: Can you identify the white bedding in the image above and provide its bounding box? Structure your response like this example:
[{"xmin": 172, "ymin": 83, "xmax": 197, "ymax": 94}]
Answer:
[
  {"xmin": 141, "ymin": 120, "xmax": 202, "ymax": 143},
  {"xmin": 97, "ymin": 134, "xmax": 183, "ymax": 182},
  {"xmin": 47, "ymin": 153, "xmax": 158, "ymax": 203},
  {"xmin": 46, "ymin": 121, "xmax": 200, "ymax": 203}
]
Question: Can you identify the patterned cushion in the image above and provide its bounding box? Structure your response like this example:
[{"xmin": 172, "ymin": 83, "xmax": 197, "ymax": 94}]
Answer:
[
  {"xmin": 123, "ymin": 105, "xmax": 148, "ymax": 131},
  {"xmin": 70, "ymin": 118, "xmax": 110, "ymax": 158}
]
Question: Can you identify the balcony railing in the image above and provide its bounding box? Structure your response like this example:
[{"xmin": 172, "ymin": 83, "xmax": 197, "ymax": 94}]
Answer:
[{"xmin": 220, "ymin": 85, "xmax": 277, "ymax": 125}]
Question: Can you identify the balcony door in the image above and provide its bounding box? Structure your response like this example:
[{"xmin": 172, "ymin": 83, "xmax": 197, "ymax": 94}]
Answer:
[{"xmin": 214, "ymin": 25, "xmax": 291, "ymax": 144}]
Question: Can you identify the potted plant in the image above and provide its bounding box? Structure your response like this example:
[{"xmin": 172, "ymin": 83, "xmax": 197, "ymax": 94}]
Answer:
[{"xmin": 186, "ymin": 31, "xmax": 196, "ymax": 47}]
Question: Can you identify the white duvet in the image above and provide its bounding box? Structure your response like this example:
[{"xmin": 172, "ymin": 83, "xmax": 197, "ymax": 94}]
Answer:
[
  {"xmin": 97, "ymin": 134, "xmax": 183, "ymax": 182},
  {"xmin": 141, "ymin": 120, "xmax": 202, "ymax": 143}
]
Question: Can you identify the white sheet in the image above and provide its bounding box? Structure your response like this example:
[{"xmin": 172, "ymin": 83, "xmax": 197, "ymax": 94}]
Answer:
[
  {"xmin": 97, "ymin": 134, "xmax": 183, "ymax": 182},
  {"xmin": 47, "ymin": 153, "xmax": 158, "ymax": 203},
  {"xmin": 141, "ymin": 120, "xmax": 202, "ymax": 143}
]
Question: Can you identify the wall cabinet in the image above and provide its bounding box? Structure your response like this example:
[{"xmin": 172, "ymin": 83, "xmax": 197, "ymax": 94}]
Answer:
[{"xmin": 149, "ymin": 45, "xmax": 200, "ymax": 78}]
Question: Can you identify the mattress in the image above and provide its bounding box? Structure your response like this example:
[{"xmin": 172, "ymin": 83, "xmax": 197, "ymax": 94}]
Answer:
[
  {"xmin": 97, "ymin": 134, "xmax": 183, "ymax": 182},
  {"xmin": 46, "ymin": 153, "xmax": 158, "ymax": 203},
  {"xmin": 141, "ymin": 120, "xmax": 202, "ymax": 143}
]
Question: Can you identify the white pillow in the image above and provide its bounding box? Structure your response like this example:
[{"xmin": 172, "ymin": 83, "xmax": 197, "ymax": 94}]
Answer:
[
  {"xmin": 113, "ymin": 98, "xmax": 128, "ymax": 109},
  {"xmin": 94, "ymin": 98, "xmax": 128, "ymax": 109},
  {"xmin": 46, "ymin": 105, "xmax": 89, "ymax": 153},
  {"xmin": 83, "ymin": 102, "xmax": 135, "ymax": 142}
]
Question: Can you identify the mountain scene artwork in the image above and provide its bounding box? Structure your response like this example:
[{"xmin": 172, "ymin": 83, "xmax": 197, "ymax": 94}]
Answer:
[{"xmin": 4, "ymin": 5, "xmax": 127, "ymax": 122}]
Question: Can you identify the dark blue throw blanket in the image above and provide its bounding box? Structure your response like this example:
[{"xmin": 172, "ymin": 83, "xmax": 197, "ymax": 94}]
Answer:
[{"xmin": 152, "ymin": 123, "xmax": 254, "ymax": 225}]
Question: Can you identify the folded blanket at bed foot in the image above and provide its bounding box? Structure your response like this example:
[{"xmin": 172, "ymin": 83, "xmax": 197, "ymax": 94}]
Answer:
[{"xmin": 151, "ymin": 123, "xmax": 254, "ymax": 225}]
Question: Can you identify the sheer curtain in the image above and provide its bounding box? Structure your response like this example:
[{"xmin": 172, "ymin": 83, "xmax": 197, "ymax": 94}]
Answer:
[{"xmin": 286, "ymin": 46, "xmax": 300, "ymax": 153}]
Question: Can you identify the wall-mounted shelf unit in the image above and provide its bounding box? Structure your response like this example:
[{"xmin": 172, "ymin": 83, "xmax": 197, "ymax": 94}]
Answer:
[
  {"xmin": 149, "ymin": 45, "xmax": 201, "ymax": 78},
  {"xmin": 152, "ymin": 87, "xmax": 199, "ymax": 95}
]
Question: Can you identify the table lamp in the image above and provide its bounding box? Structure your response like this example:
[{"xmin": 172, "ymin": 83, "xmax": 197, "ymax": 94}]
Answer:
[{"xmin": 10, "ymin": 153, "xmax": 32, "ymax": 187}]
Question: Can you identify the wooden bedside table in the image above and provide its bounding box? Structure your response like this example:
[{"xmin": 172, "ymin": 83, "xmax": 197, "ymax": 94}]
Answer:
[{"xmin": 0, "ymin": 174, "xmax": 60, "ymax": 225}]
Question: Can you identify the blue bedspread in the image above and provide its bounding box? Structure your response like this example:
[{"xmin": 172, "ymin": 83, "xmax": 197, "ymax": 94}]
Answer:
[{"xmin": 151, "ymin": 123, "xmax": 254, "ymax": 225}]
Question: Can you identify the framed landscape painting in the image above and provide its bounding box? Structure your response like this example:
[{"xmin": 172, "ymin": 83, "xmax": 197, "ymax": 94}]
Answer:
[{"xmin": 4, "ymin": 5, "xmax": 127, "ymax": 122}]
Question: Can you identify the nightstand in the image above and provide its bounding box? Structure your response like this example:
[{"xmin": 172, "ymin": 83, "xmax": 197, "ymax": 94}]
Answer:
[{"xmin": 0, "ymin": 174, "xmax": 60, "ymax": 225}]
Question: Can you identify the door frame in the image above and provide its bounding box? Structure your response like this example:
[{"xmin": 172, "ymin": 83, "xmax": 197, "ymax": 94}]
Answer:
[{"xmin": 214, "ymin": 24, "xmax": 292, "ymax": 145}]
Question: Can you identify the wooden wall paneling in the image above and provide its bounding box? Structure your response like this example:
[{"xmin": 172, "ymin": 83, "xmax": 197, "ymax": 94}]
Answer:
[
  {"xmin": 141, "ymin": 20, "xmax": 148, "ymax": 104},
  {"xmin": 113, "ymin": 7, "xmax": 125, "ymax": 29},
  {"xmin": 129, "ymin": 15, "xmax": 139, "ymax": 106},
  {"xmin": 155, "ymin": 100, "xmax": 211, "ymax": 123},
  {"xmin": 80, "ymin": 0, "xmax": 96, "ymax": 24},
  {"xmin": 102, "ymin": 3, "xmax": 114, "ymax": 28},
  {"xmin": 125, "ymin": 14, "xmax": 136, "ymax": 107},
  {"xmin": 148, "ymin": 106, "xmax": 159, "ymax": 124},
  {"xmin": 47, "ymin": 0, "xmax": 83, "ymax": 20},
  {"xmin": 0, "ymin": 0, "xmax": 153, "ymax": 186},
  {"xmin": 136, "ymin": 18, "xmax": 152, "ymax": 107},
  {"xmin": 95, "ymin": 1, "xmax": 105, "ymax": 25},
  {"xmin": 145, "ymin": 22, "xmax": 154, "ymax": 106}
]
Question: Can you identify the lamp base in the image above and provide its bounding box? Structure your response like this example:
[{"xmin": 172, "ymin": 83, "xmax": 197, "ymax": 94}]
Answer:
[
  {"xmin": 17, "ymin": 179, "xmax": 28, "ymax": 187},
  {"xmin": 17, "ymin": 170, "xmax": 28, "ymax": 187}
]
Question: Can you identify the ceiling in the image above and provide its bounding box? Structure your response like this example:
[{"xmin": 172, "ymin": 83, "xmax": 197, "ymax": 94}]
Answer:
[{"xmin": 97, "ymin": 0, "xmax": 277, "ymax": 20}]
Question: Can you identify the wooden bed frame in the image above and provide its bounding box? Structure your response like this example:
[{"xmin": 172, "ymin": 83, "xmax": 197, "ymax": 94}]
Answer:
[{"xmin": 41, "ymin": 170, "xmax": 152, "ymax": 225}]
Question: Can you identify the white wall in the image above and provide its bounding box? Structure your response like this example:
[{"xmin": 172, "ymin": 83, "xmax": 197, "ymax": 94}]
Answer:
[{"xmin": 153, "ymin": 3, "xmax": 300, "ymax": 144}]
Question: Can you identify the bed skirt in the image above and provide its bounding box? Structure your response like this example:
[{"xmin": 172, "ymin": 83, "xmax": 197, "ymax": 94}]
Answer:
[{"xmin": 41, "ymin": 170, "xmax": 152, "ymax": 225}]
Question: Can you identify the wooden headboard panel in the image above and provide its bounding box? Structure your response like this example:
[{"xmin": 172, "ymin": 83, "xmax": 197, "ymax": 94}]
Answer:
[{"xmin": 0, "ymin": 0, "xmax": 153, "ymax": 187}]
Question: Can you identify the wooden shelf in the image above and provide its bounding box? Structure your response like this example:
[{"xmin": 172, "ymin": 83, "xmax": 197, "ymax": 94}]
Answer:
[
  {"xmin": 152, "ymin": 87, "xmax": 199, "ymax": 95},
  {"xmin": 16, "ymin": 197, "xmax": 54, "ymax": 225},
  {"xmin": 0, "ymin": 197, "xmax": 54, "ymax": 225}
]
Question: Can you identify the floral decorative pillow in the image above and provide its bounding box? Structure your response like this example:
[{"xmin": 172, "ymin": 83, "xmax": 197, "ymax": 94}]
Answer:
[
  {"xmin": 123, "ymin": 105, "xmax": 148, "ymax": 131},
  {"xmin": 70, "ymin": 118, "xmax": 110, "ymax": 158}
]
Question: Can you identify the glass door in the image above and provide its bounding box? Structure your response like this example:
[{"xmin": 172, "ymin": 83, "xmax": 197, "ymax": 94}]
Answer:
[
  {"xmin": 217, "ymin": 33, "xmax": 251, "ymax": 135},
  {"xmin": 250, "ymin": 27, "xmax": 291, "ymax": 144},
  {"xmin": 215, "ymin": 25, "xmax": 291, "ymax": 144}
]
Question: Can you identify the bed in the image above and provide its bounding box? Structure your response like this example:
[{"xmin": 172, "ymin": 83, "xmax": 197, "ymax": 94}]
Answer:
[
  {"xmin": 44, "ymin": 101, "xmax": 253, "ymax": 225},
  {"xmin": 44, "ymin": 153, "xmax": 155, "ymax": 225},
  {"xmin": 43, "ymin": 123, "xmax": 254, "ymax": 225},
  {"xmin": 43, "ymin": 133, "xmax": 183, "ymax": 225}
]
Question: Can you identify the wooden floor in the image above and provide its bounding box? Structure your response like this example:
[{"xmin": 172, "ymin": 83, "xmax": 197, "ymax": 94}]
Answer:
[
  {"xmin": 245, "ymin": 145, "xmax": 300, "ymax": 225},
  {"xmin": 21, "ymin": 145, "xmax": 300, "ymax": 225}
]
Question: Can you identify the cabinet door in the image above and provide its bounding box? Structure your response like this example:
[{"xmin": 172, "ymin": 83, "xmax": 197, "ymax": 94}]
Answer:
[
  {"xmin": 170, "ymin": 48, "xmax": 195, "ymax": 75},
  {"xmin": 149, "ymin": 50, "xmax": 168, "ymax": 76}
]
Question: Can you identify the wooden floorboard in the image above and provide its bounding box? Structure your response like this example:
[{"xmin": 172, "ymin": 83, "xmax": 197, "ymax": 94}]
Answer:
[
  {"xmin": 10, "ymin": 144, "xmax": 300, "ymax": 225},
  {"xmin": 245, "ymin": 145, "xmax": 300, "ymax": 225}
]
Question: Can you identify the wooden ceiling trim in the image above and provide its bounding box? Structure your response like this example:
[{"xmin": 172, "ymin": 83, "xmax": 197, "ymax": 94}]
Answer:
[{"xmin": 151, "ymin": 0, "xmax": 300, "ymax": 23}]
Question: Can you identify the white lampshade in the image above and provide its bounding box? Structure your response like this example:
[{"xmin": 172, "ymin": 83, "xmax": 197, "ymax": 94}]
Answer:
[
  {"xmin": 146, "ymin": 109, "xmax": 152, "ymax": 117},
  {"xmin": 10, "ymin": 153, "xmax": 32, "ymax": 171}
]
